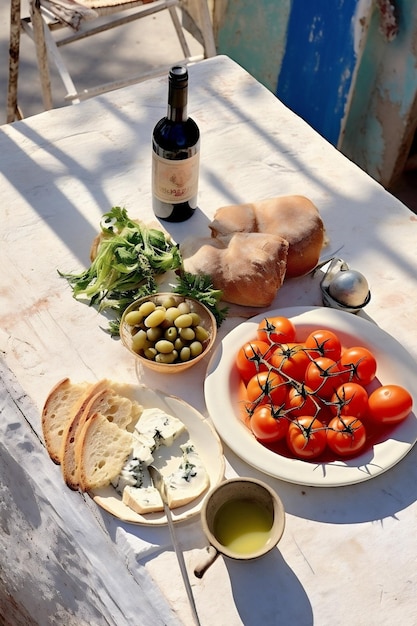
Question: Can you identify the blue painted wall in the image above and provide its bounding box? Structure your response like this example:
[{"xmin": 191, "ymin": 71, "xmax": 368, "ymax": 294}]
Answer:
[
  {"xmin": 214, "ymin": 0, "xmax": 417, "ymax": 185},
  {"xmin": 276, "ymin": 0, "xmax": 359, "ymax": 146}
]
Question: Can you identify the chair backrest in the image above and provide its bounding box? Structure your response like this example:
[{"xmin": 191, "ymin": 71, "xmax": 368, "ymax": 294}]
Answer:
[{"xmin": 7, "ymin": 0, "xmax": 216, "ymax": 122}]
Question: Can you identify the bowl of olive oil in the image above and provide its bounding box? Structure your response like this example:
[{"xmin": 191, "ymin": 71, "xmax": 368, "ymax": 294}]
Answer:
[{"xmin": 195, "ymin": 477, "xmax": 285, "ymax": 577}]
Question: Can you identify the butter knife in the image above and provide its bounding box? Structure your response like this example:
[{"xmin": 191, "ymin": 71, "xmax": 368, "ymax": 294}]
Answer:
[{"xmin": 148, "ymin": 465, "xmax": 201, "ymax": 626}]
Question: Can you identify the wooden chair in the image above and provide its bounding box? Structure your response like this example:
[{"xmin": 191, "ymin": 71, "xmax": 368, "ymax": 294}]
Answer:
[{"xmin": 7, "ymin": 0, "xmax": 216, "ymax": 123}]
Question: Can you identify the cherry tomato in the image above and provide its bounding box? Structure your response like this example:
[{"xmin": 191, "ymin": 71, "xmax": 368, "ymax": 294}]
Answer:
[
  {"xmin": 246, "ymin": 370, "xmax": 287, "ymax": 408},
  {"xmin": 367, "ymin": 385, "xmax": 413, "ymax": 425},
  {"xmin": 330, "ymin": 382, "xmax": 369, "ymax": 419},
  {"xmin": 305, "ymin": 357, "xmax": 347, "ymax": 399},
  {"xmin": 236, "ymin": 340, "xmax": 270, "ymax": 383},
  {"xmin": 257, "ymin": 316, "xmax": 296, "ymax": 345},
  {"xmin": 327, "ymin": 415, "xmax": 367, "ymax": 457},
  {"xmin": 339, "ymin": 346, "xmax": 377, "ymax": 386},
  {"xmin": 250, "ymin": 405, "xmax": 289, "ymax": 442},
  {"xmin": 286, "ymin": 384, "xmax": 320, "ymax": 418},
  {"xmin": 269, "ymin": 342, "xmax": 311, "ymax": 382},
  {"xmin": 304, "ymin": 329, "xmax": 342, "ymax": 361},
  {"xmin": 286, "ymin": 416, "xmax": 327, "ymax": 459}
]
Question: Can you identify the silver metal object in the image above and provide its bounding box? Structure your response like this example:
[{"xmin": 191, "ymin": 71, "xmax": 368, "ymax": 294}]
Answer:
[
  {"xmin": 148, "ymin": 465, "xmax": 201, "ymax": 626},
  {"xmin": 318, "ymin": 258, "xmax": 371, "ymax": 314}
]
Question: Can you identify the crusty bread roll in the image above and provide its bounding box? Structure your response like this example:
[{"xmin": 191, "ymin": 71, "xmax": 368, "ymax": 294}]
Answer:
[
  {"xmin": 209, "ymin": 195, "xmax": 324, "ymax": 278},
  {"xmin": 61, "ymin": 385, "xmax": 143, "ymax": 490},
  {"xmin": 76, "ymin": 412, "xmax": 133, "ymax": 491},
  {"xmin": 181, "ymin": 232, "xmax": 288, "ymax": 307}
]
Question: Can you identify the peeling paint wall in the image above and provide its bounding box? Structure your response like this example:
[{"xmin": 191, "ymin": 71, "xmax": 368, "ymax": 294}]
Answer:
[
  {"xmin": 213, "ymin": 0, "xmax": 417, "ymax": 187},
  {"xmin": 340, "ymin": 0, "xmax": 417, "ymax": 187}
]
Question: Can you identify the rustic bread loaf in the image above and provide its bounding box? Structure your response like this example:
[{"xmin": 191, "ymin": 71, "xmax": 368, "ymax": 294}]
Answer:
[
  {"xmin": 181, "ymin": 232, "xmax": 288, "ymax": 307},
  {"xmin": 209, "ymin": 195, "xmax": 324, "ymax": 278}
]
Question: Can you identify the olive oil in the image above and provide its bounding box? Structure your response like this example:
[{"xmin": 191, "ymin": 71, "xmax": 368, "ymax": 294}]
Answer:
[{"xmin": 213, "ymin": 498, "xmax": 273, "ymax": 555}]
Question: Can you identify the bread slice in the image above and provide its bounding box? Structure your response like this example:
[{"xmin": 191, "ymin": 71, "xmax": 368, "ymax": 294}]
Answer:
[
  {"xmin": 61, "ymin": 385, "xmax": 143, "ymax": 490},
  {"xmin": 41, "ymin": 378, "xmax": 92, "ymax": 464},
  {"xmin": 76, "ymin": 412, "xmax": 134, "ymax": 491}
]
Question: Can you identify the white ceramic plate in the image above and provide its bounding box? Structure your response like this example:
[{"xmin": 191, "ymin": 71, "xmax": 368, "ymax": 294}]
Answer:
[
  {"xmin": 91, "ymin": 386, "xmax": 225, "ymax": 525},
  {"xmin": 205, "ymin": 307, "xmax": 417, "ymax": 487}
]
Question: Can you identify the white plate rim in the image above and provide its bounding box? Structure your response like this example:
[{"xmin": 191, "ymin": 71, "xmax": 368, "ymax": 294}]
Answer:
[
  {"xmin": 91, "ymin": 385, "xmax": 225, "ymax": 525},
  {"xmin": 204, "ymin": 306, "xmax": 417, "ymax": 487}
]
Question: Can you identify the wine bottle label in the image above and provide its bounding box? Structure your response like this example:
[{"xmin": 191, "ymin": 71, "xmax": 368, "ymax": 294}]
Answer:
[{"xmin": 152, "ymin": 152, "xmax": 200, "ymax": 204}]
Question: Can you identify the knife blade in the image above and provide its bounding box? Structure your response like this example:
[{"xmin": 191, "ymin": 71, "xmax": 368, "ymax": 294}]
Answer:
[{"xmin": 148, "ymin": 465, "xmax": 201, "ymax": 626}]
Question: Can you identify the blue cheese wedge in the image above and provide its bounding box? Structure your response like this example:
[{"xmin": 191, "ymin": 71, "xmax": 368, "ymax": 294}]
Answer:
[
  {"xmin": 113, "ymin": 407, "xmax": 209, "ymax": 515},
  {"xmin": 135, "ymin": 407, "xmax": 186, "ymax": 447},
  {"xmin": 165, "ymin": 442, "xmax": 209, "ymax": 508}
]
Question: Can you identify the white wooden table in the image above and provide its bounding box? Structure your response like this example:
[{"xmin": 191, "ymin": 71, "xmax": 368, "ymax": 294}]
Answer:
[{"xmin": 1, "ymin": 55, "xmax": 417, "ymax": 626}]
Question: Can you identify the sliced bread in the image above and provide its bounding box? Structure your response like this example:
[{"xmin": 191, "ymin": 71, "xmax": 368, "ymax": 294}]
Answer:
[
  {"xmin": 61, "ymin": 385, "xmax": 143, "ymax": 490},
  {"xmin": 41, "ymin": 378, "xmax": 92, "ymax": 464},
  {"xmin": 76, "ymin": 412, "xmax": 134, "ymax": 491}
]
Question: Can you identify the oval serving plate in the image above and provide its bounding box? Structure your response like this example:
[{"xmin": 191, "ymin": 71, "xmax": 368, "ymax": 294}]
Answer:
[
  {"xmin": 91, "ymin": 385, "xmax": 225, "ymax": 525},
  {"xmin": 205, "ymin": 306, "xmax": 417, "ymax": 487}
]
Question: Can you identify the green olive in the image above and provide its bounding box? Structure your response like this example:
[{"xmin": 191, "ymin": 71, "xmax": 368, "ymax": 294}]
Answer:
[
  {"xmin": 164, "ymin": 326, "xmax": 178, "ymax": 342},
  {"xmin": 174, "ymin": 313, "xmax": 193, "ymax": 328},
  {"xmin": 190, "ymin": 341, "xmax": 203, "ymax": 357},
  {"xmin": 124, "ymin": 310, "xmax": 143, "ymax": 326},
  {"xmin": 145, "ymin": 308, "xmax": 166, "ymax": 328},
  {"xmin": 177, "ymin": 301, "xmax": 191, "ymax": 315},
  {"xmin": 195, "ymin": 325, "xmax": 209, "ymax": 342},
  {"xmin": 179, "ymin": 327, "xmax": 195, "ymax": 341},
  {"xmin": 132, "ymin": 329, "xmax": 149, "ymax": 352},
  {"xmin": 155, "ymin": 351, "xmax": 178, "ymax": 364},
  {"xmin": 155, "ymin": 339, "xmax": 175, "ymax": 354},
  {"xmin": 138, "ymin": 301, "xmax": 156, "ymax": 317},
  {"xmin": 147, "ymin": 326, "xmax": 163, "ymax": 342}
]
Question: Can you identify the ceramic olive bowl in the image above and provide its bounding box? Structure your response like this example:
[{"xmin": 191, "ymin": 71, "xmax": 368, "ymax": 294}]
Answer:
[{"xmin": 120, "ymin": 292, "xmax": 217, "ymax": 374}]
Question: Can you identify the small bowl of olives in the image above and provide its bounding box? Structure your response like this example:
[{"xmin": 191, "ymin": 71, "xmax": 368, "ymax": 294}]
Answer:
[{"xmin": 120, "ymin": 293, "xmax": 217, "ymax": 373}]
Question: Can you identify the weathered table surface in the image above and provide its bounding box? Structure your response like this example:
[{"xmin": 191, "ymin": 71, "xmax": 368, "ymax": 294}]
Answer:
[{"xmin": 1, "ymin": 55, "xmax": 417, "ymax": 626}]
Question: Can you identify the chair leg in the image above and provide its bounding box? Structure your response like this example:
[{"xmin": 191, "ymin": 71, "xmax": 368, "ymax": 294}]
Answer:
[
  {"xmin": 169, "ymin": 4, "xmax": 192, "ymax": 58},
  {"xmin": 7, "ymin": 0, "xmax": 22, "ymax": 123},
  {"xmin": 195, "ymin": 0, "xmax": 216, "ymax": 58},
  {"xmin": 30, "ymin": 0, "xmax": 53, "ymax": 110}
]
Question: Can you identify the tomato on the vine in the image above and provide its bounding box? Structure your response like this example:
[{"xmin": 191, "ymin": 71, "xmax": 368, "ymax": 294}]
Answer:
[
  {"xmin": 305, "ymin": 357, "xmax": 347, "ymax": 399},
  {"xmin": 367, "ymin": 385, "xmax": 413, "ymax": 425},
  {"xmin": 339, "ymin": 346, "xmax": 377, "ymax": 386},
  {"xmin": 304, "ymin": 329, "xmax": 342, "ymax": 361},
  {"xmin": 236, "ymin": 340, "xmax": 270, "ymax": 383},
  {"xmin": 250, "ymin": 405, "xmax": 289, "ymax": 442},
  {"xmin": 327, "ymin": 415, "xmax": 367, "ymax": 456},
  {"xmin": 246, "ymin": 370, "xmax": 287, "ymax": 408},
  {"xmin": 257, "ymin": 316, "xmax": 296, "ymax": 345},
  {"xmin": 286, "ymin": 416, "xmax": 327, "ymax": 459},
  {"xmin": 286, "ymin": 384, "xmax": 320, "ymax": 418},
  {"xmin": 269, "ymin": 343, "xmax": 311, "ymax": 382},
  {"xmin": 330, "ymin": 382, "xmax": 369, "ymax": 419}
]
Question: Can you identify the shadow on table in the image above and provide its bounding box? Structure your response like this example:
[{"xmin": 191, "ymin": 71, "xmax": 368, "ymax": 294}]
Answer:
[
  {"xmin": 224, "ymin": 549, "xmax": 313, "ymax": 626},
  {"xmin": 225, "ymin": 440, "xmax": 417, "ymax": 525}
]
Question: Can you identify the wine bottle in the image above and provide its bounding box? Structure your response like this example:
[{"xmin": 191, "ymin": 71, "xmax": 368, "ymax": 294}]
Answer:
[{"xmin": 152, "ymin": 66, "xmax": 200, "ymax": 222}]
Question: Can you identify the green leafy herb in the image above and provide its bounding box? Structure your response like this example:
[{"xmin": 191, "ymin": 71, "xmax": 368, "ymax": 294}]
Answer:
[
  {"xmin": 59, "ymin": 207, "xmax": 228, "ymax": 334},
  {"xmin": 59, "ymin": 206, "xmax": 182, "ymax": 334},
  {"xmin": 173, "ymin": 272, "xmax": 228, "ymax": 327}
]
